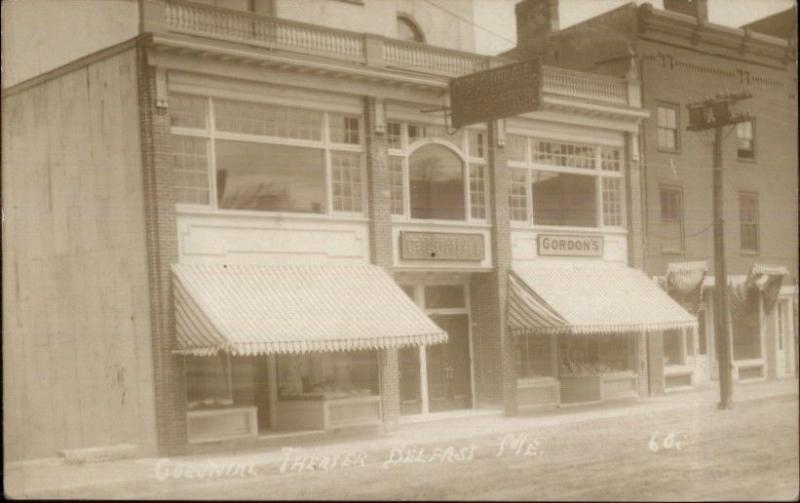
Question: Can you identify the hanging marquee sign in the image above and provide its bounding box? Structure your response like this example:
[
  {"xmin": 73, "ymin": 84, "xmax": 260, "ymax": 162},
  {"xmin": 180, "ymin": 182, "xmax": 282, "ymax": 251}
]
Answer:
[
  {"xmin": 537, "ymin": 234, "xmax": 604, "ymax": 258},
  {"xmin": 449, "ymin": 59, "xmax": 542, "ymax": 128}
]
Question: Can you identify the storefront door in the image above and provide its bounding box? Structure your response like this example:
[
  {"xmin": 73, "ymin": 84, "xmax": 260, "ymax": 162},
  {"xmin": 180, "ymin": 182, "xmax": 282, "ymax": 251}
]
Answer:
[
  {"xmin": 775, "ymin": 298, "xmax": 794, "ymax": 378},
  {"xmin": 695, "ymin": 308, "xmax": 711, "ymax": 383},
  {"xmin": 398, "ymin": 283, "xmax": 473, "ymax": 416},
  {"xmin": 427, "ymin": 314, "xmax": 472, "ymax": 412}
]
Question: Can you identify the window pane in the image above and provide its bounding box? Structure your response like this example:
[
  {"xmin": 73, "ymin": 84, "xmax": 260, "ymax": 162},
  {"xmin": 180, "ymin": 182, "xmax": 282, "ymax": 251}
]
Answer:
[
  {"xmin": 532, "ymin": 140, "xmax": 595, "ymax": 169},
  {"xmin": 387, "ymin": 122, "xmax": 402, "ymax": 149},
  {"xmin": 531, "ymin": 171, "xmax": 597, "ymax": 227},
  {"xmin": 506, "ymin": 134, "xmax": 527, "ymax": 162},
  {"xmin": 276, "ymin": 351, "xmax": 379, "ymax": 398},
  {"xmin": 171, "ymin": 94, "xmax": 208, "ymax": 129},
  {"xmin": 186, "ymin": 355, "xmax": 230, "ymax": 408},
  {"xmin": 601, "ymin": 177, "xmax": 623, "ymax": 227},
  {"xmin": 424, "ymin": 285, "xmax": 465, "ymax": 309},
  {"xmin": 329, "ymin": 113, "xmax": 361, "ymax": 145},
  {"xmin": 409, "ymin": 123, "xmax": 462, "ymax": 146},
  {"xmin": 698, "ymin": 310, "xmax": 707, "ymax": 355},
  {"xmin": 331, "ymin": 151, "xmax": 363, "ymax": 213},
  {"xmin": 216, "ymin": 140, "xmax": 326, "ymax": 213},
  {"xmin": 215, "ymin": 99, "xmax": 322, "ymax": 141},
  {"xmin": 409, "ymin": 144, "xmax": 465, "ymax": 220},
  {"xmin": 468, "ymin": 129, "xmax": 486, "ymax": 158},
  {"xmin": 739, "ymin": 193, "xmax": 759, "ymax": 251},
  {"xmin": 660, "ymin": 188, "xmax": 682, "ymax": 221},
  {"xmin": 171, "ymin": 135, "xmax": 209, "ymax": 205},
  {"xmin": 663, "ymin": 330, "xmax": 684, "ymax": 365},
  {"xmin": 509, "ymin": 168, "xmax": 529, "ymax": 222},
  {"xmin": 389, "ymin": 156, "xmax": 405, "ymax": 215},
  {"xmin": 469, "ymin": 164, "xmax": 487, "ymax": 220},
  {"xmin": 515, "ymin": 335, "xmax": 554, "ymax": 378},
  {"xmin": 600, "ymin": 147, "xmax": 622, "ymax": 171}
]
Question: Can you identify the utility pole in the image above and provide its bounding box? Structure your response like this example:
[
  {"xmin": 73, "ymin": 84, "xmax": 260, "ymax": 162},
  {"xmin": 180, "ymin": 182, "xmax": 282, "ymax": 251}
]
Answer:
[{"xmin": 686, "ymin": 92, "xmax": 752, "ymax": 410}]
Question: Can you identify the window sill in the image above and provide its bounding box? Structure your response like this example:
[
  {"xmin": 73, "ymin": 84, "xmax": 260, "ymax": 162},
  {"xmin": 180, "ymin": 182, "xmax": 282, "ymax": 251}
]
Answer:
[
  {"xmin": 740, "ymin": 249, "xmax": 760, "ymax": 256},
  {"xmin": 736, "ymin": 156, "xmax": 757, "ymax": 163},
  {"xmin": 176, "ymin": 205, "xmax": 370, "ymax": 223},
  {"xmin": 391, "ymin": 218, "xmax": 492, "ymax": 229},
  {"xmin": 517, "ymin": 376, "xmax": 557, "ymax": 387},
  {"xmin": 656, "ymin": 147, "xmax": 681, "ymax": 155}
]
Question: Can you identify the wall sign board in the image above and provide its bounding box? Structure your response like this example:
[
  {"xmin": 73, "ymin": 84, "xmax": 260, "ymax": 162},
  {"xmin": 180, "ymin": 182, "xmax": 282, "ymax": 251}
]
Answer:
[
  {"xmin": 538, "ymin": 234, "xmax": 604, "ymax": 257},
  {"xmin": 449, "ymin": 59, "xmax": 542, "ymax": 128},
  {"xmin": 400, "ymin": 231, "xmax": 485, "ymax": 261}
]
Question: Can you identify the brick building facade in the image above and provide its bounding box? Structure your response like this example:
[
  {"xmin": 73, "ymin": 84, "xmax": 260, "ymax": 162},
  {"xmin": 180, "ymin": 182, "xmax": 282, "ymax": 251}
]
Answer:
[{"xmin": 507, "ymin": 0, "xmax": 799, "ymax": 393}]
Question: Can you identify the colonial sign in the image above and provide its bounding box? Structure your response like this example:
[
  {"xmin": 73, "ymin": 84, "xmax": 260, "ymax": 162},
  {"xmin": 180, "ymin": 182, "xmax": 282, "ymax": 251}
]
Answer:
[
  {"xmin": 400, "ymin": 231, "xmax": 485, "ymax": 261},
  {"xmin": 449, "ymin": 59, "xmax": 542, "ymax": 128},
  {"xmin": 537, "ymin": 234, "xmax": 604, "ymax": 258}
]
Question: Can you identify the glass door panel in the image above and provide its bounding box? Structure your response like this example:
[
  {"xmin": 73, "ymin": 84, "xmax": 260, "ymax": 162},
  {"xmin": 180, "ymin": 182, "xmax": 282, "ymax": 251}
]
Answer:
[{"xmin": 427, "ymin": 314, "xmax": 472, "ymax": 412}]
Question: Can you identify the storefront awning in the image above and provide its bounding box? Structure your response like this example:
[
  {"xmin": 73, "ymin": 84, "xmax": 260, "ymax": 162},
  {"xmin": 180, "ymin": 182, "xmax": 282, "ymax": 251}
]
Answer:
[
  {"xmin": 665, "ymin": 261, "xmax": 708, "ymax": 314},
  {"xmin": 173, "ymin": 264, "xmax": 447, "ymax": 356},
  {"xmin": 729, "ymin": 263, "xmax": 790, "ymax": 316},
  {"xmin": 508, "ymin": 262, "xmax": 697, "ymax": 335}
]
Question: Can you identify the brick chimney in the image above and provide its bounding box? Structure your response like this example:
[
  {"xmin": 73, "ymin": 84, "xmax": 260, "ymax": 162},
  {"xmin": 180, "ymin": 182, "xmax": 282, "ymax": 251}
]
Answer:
[
  {"xmin": 515, "ymin": 0, "xmax": 559, "ymax": 54},
  {"xmin": 663, "ymin": 0, "xmax": 709, "ymax": 23}
]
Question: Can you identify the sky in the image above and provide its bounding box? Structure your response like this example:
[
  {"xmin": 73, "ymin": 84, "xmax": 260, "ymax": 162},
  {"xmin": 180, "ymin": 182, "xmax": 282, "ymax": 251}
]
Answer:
[{"xmin": 474, "ymin": 0, "xmax": 796, "ymax": 54}]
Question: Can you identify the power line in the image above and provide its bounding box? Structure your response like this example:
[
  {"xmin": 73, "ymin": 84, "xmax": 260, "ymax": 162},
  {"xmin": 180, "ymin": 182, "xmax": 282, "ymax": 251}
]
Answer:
[{"xmin": 421, "ymin": 0, "xmax": 517, "ymax": 46}]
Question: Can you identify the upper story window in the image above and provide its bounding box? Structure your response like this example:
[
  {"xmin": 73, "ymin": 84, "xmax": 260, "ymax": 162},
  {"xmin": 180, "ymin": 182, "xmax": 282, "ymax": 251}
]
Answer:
[
  {"xmin": 386, "ymin": 121, "xmax": 488, "ymax": 223},
  {"xmin": 739, "ymin": 192, "xmax": 760, "ymax": 253},
  {"xmin": 169, "ymin": 93, "xmax": 365, "ymax": 216},
  {"xmin": 737, "ymin": 120, "xmax": 755, "ymax": 159},
  {"xmin": 507, "ymin": 135, "xmax": 625, "ymax": 229},
  {"xmin": 659, "ymin": 185, "xmax": 685, "ymax": 253},
  {"xmin": 396, "ymin": 15, "xmax": 425, "ymax": 43},
  {"xmin": 409, "ymin": 144, "xmax": 465, "ymax": 220},
  {"xmin": 656, "ymin": 104, "xmax": 680, "ymax": 151}
]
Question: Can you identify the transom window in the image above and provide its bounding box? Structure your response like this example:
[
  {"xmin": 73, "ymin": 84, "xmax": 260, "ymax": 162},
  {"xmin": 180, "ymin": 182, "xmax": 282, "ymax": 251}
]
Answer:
[
  {"xmin": 169, "ymin": 93, "xmax": 365, "ymax": 216},
  {"xmin": 507, "ymin": 135, "xmax": 624, "ymax": 229},
  {"xmin": 656, "ymin": 104, "xmax": 679, "ymax": 151},
  {"xmin": 737, "ymin": 120, "xmax": 755, "ymax": 159},
  {"xmin": 387, "ymin": 120, "xmax": 488, "ymax": 222}
]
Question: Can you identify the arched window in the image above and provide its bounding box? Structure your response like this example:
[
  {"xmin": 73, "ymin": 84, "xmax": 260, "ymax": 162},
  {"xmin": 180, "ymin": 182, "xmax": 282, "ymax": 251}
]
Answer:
[
  {"xmin": 409, "ymin": 144, "xmax": 465, "ymax": 220},
  {"xmin": 396, "ymin": 15, "xmax": 425, "ymax": 43}
]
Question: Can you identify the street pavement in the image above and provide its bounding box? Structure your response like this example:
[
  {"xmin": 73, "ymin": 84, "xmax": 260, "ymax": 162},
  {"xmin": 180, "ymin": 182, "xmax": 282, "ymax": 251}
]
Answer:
[{"xmin": 5, "ymin": 378, "xmax": 798, "ymax": 500}]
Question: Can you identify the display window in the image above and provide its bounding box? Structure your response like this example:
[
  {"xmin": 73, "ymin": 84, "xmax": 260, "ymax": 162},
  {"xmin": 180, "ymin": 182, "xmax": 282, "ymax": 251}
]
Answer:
[{"xmin": 276, "ymin": 351, "xmax": 379, "ymax": 399}]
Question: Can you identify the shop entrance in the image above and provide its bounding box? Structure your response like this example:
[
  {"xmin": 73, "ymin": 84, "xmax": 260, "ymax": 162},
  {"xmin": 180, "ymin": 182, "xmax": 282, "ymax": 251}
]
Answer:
[
  {"xmin": 775, "ymin": 298, "xmax": 795, "ymax": 378},
  {"xmin": 399, "ymin": 283, "xmax": 474, "ymax": 416}
]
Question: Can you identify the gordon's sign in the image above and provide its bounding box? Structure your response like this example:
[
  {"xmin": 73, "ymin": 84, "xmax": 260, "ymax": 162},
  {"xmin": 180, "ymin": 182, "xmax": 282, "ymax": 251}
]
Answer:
[{"xmin": 537, "ymin": 234, "xmax": 604, "ymax": 257}]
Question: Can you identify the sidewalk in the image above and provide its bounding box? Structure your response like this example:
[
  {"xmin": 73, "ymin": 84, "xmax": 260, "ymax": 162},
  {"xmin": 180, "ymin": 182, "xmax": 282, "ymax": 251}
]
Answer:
[{"xmin": 6, "ymin": 378, "xmax": 797, "ymax": 499}]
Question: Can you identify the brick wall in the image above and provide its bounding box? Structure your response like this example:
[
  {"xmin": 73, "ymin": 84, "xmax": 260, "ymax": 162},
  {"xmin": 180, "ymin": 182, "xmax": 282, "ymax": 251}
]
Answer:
[
  {"xmin": 136, "ymin": 46, "xmax": 188, "ymax": 456},
  {"xmin": 363, "ymin": 96, "xmax": 400, "ymax": 431},
  {"xmin": 485, "ymin": 121, "xmax": 518, "ymax": 415}
]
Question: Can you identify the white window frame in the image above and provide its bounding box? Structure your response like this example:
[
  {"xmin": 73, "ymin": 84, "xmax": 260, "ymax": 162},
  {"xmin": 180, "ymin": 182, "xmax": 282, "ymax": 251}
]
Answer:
[
  {"xmin": 387, "ymin": 121, "xmax": 488, "ymax": 225},
  {"xmin": 169, "ymin": 93, "xmax": 367, "ymax": 218},
  {"xmin": 506, "ymin": 134, "xmax": 626, "ymax": 231}
]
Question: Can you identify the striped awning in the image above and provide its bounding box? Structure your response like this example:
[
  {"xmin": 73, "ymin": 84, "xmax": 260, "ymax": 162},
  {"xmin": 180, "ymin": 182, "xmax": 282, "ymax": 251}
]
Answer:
[
  {"xmin": 729, "ymin": 263, "xmax": 790, "ymax": 316},
  {"xmin": 173, "ymin": 264, "xmax": 447, "ymax": 356},
  {"xmin": 665, "ymin": 261, "xmax": 708, "ymax": 314},
  {"xmin": 508, "ymin": 262, "xmax": 697, "ymax": 335}
]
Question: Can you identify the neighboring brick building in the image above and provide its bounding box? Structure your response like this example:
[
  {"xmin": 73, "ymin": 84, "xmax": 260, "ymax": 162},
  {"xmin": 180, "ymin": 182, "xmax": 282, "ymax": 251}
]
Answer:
[
  {"xmin": 4, "ymin": 0, "xmax": 695, "ymax": 463},
  {"xmin": 507, "ymin": 0, "xmax": 799, "ymax": 393}
]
